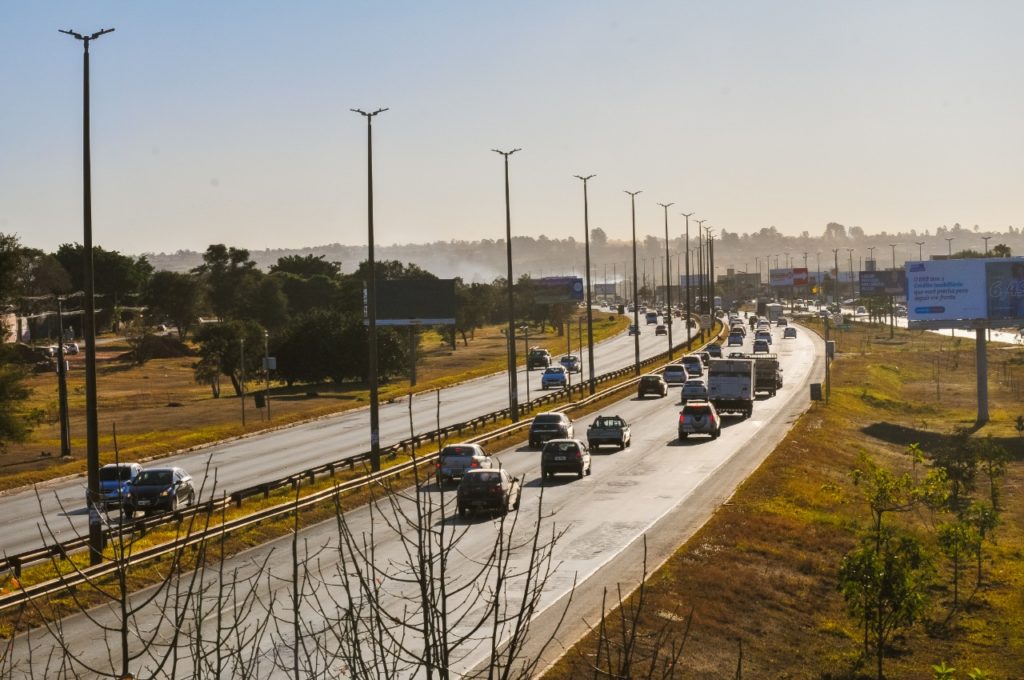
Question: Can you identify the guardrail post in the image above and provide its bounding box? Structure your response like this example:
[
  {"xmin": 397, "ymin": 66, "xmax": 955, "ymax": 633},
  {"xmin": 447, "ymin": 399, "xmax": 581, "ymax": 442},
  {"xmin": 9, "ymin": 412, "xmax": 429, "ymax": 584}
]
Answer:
[{"xmin": 11, "ymin": 558, "xmax": 21, "ymax": 579}]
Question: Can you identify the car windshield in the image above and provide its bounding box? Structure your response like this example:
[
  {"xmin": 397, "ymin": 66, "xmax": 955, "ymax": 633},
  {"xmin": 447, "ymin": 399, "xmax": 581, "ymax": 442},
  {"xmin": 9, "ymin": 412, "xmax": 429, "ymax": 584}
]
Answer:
[
  {"xmin": 544, "ymin": 367, "xmax": 564, "ymax": 374},
  {"xmin": 99, "ymin": 467, "xmax": 134, "ymax": 482},
  {"xmin": 685, "ymin": 380, "xmax": 704, "ymax": 388},
  {"xmin": 641, "ymin": 376, "xmax": 661, "ymax": 384},
  {"xmin": 463, "ymin": 471, "xmax": 501, "ymax": 486},
  {"xmin": 685, "ymin": 406, "xmax": 712, "ymax": 416},
  {"xmin": 135, "ymin": 470, "xmax": 173, "ymax": 486},
  {"xmin": 441, "ymin": 446, "xmax": 478, "ymax": 459},
  {"xmin": 544, "ymin": 441, "xmax": 579, "ymax": 454},
  {"xmin": 534, "ymin": 415, "xmax": 563, "ymax": 424},
  {"xmin": 593, "ymin": 417, "xmax": 622, "ymax": 428}
]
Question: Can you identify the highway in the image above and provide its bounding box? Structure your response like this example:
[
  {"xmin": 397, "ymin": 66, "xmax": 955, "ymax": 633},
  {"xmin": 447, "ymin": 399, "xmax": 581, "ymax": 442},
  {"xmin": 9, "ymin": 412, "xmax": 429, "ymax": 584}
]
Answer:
[
  {"xmin": 0, "ymin": 313, "xmax": 698, "ymax": 558},
  {"xmin": 3, "ymin": 319, "xmax": 825, "ymax": 678}
]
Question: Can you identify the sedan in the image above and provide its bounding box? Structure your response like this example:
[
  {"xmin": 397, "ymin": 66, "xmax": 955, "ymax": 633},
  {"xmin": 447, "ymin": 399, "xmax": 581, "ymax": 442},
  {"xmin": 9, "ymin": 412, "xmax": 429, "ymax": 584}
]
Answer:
[
  {"xmin": 753, "ymin": 339, "xmax": 770, "ymax": 353},
  {"xmin": 655, "ymin": 324, "xmax": 667, "ymax": 336},
  {"xmin": 783, "ymin": 327, "xmax": 797, "ymax": 339},
  {"xmin": 637, "ymin": 374, "xmax": 669, "ymax": 398},
  {"xmin": 559, "ymin": 354, "xmax": 582, "ymax": 373},
  {"xmin": 124, "ymin": 467, "xmax": 195, "ymax": 518},
  {"xmin": 457, "ymin": 469, "xmax": 521, "ymax": 518},
  {"xmin": 628, "ymin": 325, "xmax": 641, "ymax": 335},
  {"xmin": 541, "ymin": 366, "xmax": 568, "ymax": 389}
]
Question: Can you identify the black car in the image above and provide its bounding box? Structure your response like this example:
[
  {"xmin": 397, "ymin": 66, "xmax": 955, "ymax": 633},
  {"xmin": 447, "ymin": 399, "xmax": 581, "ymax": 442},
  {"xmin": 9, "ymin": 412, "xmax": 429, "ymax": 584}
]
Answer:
[
  {"xmin": 637, "ymin": 374, "xmax": 668, "ymax": 398},
  {"xmin": 528, "ymin": 412, "xmax": 574, "ymax": 448},
  {"xmin": 527, "ymin": 347, "xmax": 552, "ymax": 370},
  {"xmin": 541, "ymin": 438, "xmax": 592, "ymax": 480},
  {"xmin": 124, "ymin": 467, "xmax": 195, "ymax": 518},
  {"xmin": 457, "ymin": 469, "xmax": 521, "ymax": 517},
  {"xmin": 706, "ymin": 343, "xmax": 723, "ymax": 358}
]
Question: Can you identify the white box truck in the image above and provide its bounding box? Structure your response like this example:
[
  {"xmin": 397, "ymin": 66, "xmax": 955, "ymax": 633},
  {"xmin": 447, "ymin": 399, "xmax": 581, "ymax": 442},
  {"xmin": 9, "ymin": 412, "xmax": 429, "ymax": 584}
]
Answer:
[{"xmin": 707, "ymin": 357, "xmax": 754, "ymax": 418}]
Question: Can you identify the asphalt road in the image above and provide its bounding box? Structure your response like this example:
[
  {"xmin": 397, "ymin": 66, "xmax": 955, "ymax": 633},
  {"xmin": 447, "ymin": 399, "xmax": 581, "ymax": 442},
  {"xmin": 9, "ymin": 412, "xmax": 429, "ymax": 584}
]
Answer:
[
  {"xmin": 0, "ymin": 313, "xmax": 701, "ymax": 558},
  {"xmin": 4, "ymin": 320, "xmax": 824, "ymax": 679}
]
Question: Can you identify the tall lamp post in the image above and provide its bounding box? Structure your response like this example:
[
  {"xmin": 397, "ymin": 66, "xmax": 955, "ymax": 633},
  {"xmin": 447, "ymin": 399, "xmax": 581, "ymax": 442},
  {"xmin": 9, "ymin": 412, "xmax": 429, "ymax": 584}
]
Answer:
[
  {"xmin": 982, "ymin": 236, "xmax": 991, "ymax": 256},
  {"xmin": 831, "ymin": 248, "xmax": 840, "ymax": 304},
  {"xmin": 889, "ymin": 243, "xmax": 899, "ymax": 339},
  {"xmin": 680, "ymin": 212, "xmax": 694, "ymax": 347},
  {"xmin": 494, "ymin": 148, "xmax": 522, "ymax": 421},
  {"xmin": 352, "ymin": 107, "xmax": 388, "ymax": 470},
  {"xmin": 657, "ymin": 202, "xmax": 674, "ymax": 358},
  {"xmin": 945, "ymin": 237, "xmax": 955, "ymax": 258},
  {"xmin": 625, "ymin": 190, "xmax": 642, "ymax": 375},
  {"xmin": 914, "ymin": 241, "xmax": 925, "ymax": 261},
  {"xmin": 847, "ymin": 248, "xmax": 855, "ymax": 300},
  {"xmin": 60, "ymin": 26, "xmax": 114, "ymax": 565},
  {"xmin": 705, "ymin": 227, "xmax": 715, "ymax": 316},
  {"xmin": 575, "ymin": 174, "xmax": 597, "ymax": 394},
  {"xmin": 695, "ymin": 218, "xmax": 706, "ymax": 317}
]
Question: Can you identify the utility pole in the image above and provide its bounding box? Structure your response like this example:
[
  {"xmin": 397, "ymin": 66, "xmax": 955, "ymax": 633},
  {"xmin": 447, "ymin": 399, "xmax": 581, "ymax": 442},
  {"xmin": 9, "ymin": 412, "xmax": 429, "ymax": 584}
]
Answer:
[
  {"xmin": 847, "ymin": 248, "xmax": 855, "ymax": 300},
  {"xmin": 575, "ymin": 174, "xmax": 597, "ymax": 394},
  {"xmin": 56, "ymin": 297, "xmax": 71, "ymax": 458},
  {"xmin": 625, "ymin": 190, "xmax": 642, "ymax": 375},
  {"xmin": 889, "ymin": 243, "xmax": 899, "ymax": 339},
  {"xmin": 681, "ymin": 212, "xmax": 694, "ymax": 348},
  {"xmin": 658, "ymin": 202, "xmax": 674, "ymax": 358},
  {"xmin": 60, "ymin": 26, "xmax": 114, "ymax": 566},
  {"xmin": 353, "ymin": 107, "xmax": 388, "ymax": 469},
  {"xmin": 240, "ymin": 336, "xmax": 246, "ymax": 427},
  {"xmin": 494, "ymin": 147, "xmax": 522, "ymax": 420}
]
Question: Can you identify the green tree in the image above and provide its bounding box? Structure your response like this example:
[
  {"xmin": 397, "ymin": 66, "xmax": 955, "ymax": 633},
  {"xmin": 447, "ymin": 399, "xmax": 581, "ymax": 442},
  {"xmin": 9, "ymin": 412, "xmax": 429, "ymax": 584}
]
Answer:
[
  {"xmin": 838, "ymin": 529, "xmax": 931, "ymax": 680},
  {"xmin": 190, "ymin": 244, "xmax": 259, "ymax": 320},
  {"xmin": 0, "ymin": 234, "xmax": 37, "ymax": 445},
  {"xmin": 937, "ymin": 521, "xmax": 977, "ymax": 613},
  {"xmin": 989, "ymin": 243, "xmax": 1011, "ymax": 257},
  {"xmin": 193, "ymin": 320, "xmax": 267, "ymax": 397},
  {"xmin": 933, "ymin": 428, "xmax": 978, "ymax": 514},
  {"xmin": 144, "ymin": 270, "xmax": 205, "ymax": 339},
  {"xmin": 972, "ymin": 435, "xmax": 1007, "ymax": 511},
  {"xmin": 270, "ymin": 253, "xmax": 342, "ymax": 280}
]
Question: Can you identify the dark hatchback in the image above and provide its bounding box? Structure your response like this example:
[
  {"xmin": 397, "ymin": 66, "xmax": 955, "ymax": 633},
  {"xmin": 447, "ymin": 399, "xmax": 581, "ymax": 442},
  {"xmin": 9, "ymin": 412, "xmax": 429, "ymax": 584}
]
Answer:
[
  {"xmin": 528, "ymin": 412, "xmax": 574, "ymax": 448},
  {"xmin": 457, "ymin": 469, "xmax": 521, "ymax": 518},
  {"xmin": 637, "ymin": 374, "xmax": 668, "ymax": 398},
  {"xmin": 124, "ymin": 467, "xmax": 195, "ymax": 518},
  {"xmin": 541, "ymin": 438, "xmax": 592, "ymax": 479}
]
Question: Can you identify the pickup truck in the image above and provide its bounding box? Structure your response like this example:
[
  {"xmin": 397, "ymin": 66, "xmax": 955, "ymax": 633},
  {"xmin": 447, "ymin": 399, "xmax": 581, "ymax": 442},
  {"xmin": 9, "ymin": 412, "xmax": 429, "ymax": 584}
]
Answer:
[
  {"xmin": 706, "ymin": 357, "xmax": 754, "ymax": 418},
  {"xmin": 587, "ymin": 415, "xmax": 631, "ymax": 450}
]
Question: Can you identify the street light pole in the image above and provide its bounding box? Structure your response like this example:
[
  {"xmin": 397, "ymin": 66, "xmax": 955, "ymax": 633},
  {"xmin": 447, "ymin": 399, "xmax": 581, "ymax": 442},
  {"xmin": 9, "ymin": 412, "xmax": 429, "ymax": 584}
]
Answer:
[
  {"xmin": 352, "ymin": 107, "xmax": 388, "ymax": 470},
  {"xmin": 625, "ymin": 190, "xmax": 642, "ymax": 375},
  {"xmin": 60, "ymin": 26, "xmax": 114, "ymax": 566},
  {"xmin": 982, "ymin": 236, "xmax": 991, "ymax": 256},
  {"xmin": 847, "ymin": 248, "xmax": 855, "ymax": 300},
  {"xmin": 494, "ymin": 148, "xmax": 522, "ymax": 421},
  {"xmin": 945, "ymin": 237, "xmax": 955, "ymax": 258},
  {"xmin": 681, "ymin": 212, "xmax": 694, "ymax": 348},
  {"xmin": 831, "ymin": 248, "xmax": 840, "ymax": 304},
  {"xmin": 657, "ymin": 202, "xmax": 674, "ymax": 358},
  {"xmin": 915, "ymin": 241, "xmax": 925, "ymax": 261},
  {"xmin": 575, "ymin": 174, "xmax": 597, "ymax": 394},
  {"xmin": 695, "ymin": 218, "xmax": 706, "ymax": 323},
  {"xmin": 889, "ymin": 243, "xmax": 899, "ymax": 339},
  {"xmin": 56, "ymin": 297, "xmax": 71, "ymax": 458}
]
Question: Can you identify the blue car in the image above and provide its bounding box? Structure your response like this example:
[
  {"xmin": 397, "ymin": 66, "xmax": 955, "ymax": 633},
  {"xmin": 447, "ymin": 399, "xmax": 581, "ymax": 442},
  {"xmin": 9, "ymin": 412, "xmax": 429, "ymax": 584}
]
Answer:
[
  {"xmin": 541, "ymin": 366, "xmax": 568, "ymax": 389},
  {"xmin": 95, "ymin": 462, "xmax": 143, "ymax": 509}
]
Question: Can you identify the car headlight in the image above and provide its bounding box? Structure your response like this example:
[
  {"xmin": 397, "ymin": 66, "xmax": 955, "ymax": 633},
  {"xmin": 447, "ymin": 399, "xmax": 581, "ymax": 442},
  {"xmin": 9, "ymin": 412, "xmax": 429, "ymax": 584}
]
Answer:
[{"xmin": 160, "ymin": 488, "xmax": 171, "ymax": 497}]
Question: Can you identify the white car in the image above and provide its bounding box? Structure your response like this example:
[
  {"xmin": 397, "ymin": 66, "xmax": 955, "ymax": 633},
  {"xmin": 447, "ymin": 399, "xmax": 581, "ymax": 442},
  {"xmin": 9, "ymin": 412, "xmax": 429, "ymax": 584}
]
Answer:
[
  {"xmin": 663, "ymin": 364, "xmax": 688, "ymax": 384},
  {"xmin": 855, "ymin": 306, "xmax": 867, "ymax": 316}
]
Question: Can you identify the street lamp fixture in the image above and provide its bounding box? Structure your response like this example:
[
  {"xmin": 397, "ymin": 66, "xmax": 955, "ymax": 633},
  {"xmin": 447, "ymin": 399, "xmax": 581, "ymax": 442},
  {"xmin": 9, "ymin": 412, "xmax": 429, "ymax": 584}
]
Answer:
[
  {"xmin": 657, "ymin": 202, "xmax": 674, "ymax": 359},
  {"xmin": 494, "ymin": 148, "xmax": 522, "ymax": 420},
  {"xmin": 60, "ymin": 25, "xmax": 114, "ymax": 566},
  {"xmin": 575, "ymin": 174, "xmax": 597, "ymax": 394},
  {"xmin": 625, "ymin": 190, "xmax": 642, "ymax": 375},
  {"xmin": 352, "ymin": 107, "xmax": 388, "ymax": 470}
]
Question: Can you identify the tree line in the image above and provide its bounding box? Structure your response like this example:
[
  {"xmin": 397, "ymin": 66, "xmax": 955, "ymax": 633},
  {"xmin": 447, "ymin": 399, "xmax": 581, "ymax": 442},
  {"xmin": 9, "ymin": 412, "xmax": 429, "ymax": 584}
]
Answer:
[{"xmin": 0, "ymin": 234, "xmax": 580, "ymax": 443}]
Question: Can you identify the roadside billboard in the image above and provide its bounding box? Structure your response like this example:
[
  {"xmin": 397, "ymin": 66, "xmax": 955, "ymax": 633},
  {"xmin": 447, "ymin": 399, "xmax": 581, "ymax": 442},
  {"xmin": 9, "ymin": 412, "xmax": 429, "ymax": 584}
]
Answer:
[
  {"xmin": 533, "ymin": 276, "xmax": 585, "ymax": 304},
  {"xmin": 859, "ymin": 270, "xmax": 907, "ymax": 296},
  {"xmin": 906, "ymin": 258, "xmax": 1024, "ymax": 325},
  {"xmin": 370, "ymin": 279, "xmax": 457, "ymax": 326},
  {"xmin": 792, "ymin": 268, "xmax": 809, "ymax": 286},
  {"xmin": 678, "ymin": 274, "xmax": 708, "ymax": 288},
  {"xmin": 769, "ymin": 268, "xmax": 793, "ymax": 287}
]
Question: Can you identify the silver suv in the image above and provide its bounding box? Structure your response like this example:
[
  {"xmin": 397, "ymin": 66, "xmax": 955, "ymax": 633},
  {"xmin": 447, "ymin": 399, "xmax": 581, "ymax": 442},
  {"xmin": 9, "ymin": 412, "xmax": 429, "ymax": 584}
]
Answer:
[
  {"xmin": 678, "ymin": 401, "xmax": 721, "ymax": 440},
  {"xmin": 435, "ymin": 443, "xmax": 493, "ymax": 486}
]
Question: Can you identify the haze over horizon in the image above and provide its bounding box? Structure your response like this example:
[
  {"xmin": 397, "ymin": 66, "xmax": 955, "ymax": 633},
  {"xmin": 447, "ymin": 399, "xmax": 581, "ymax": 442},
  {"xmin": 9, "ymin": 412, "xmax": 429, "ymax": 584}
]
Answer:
[{"xmin": 4, "ymin": 1, "xmax": 1023, "ymax": 255}]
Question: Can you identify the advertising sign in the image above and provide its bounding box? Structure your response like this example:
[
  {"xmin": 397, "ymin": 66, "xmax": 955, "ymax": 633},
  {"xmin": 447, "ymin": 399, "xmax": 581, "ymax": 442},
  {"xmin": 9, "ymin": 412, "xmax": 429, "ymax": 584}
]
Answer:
[
  {"xmin": 986, "ymin": 260, "xmax": 1024, "ymax": 321},
  {"xmin": 678, "ymin": 274, "xmax": 708, "ymax": 288},
  {"xmin": 593, "ymin": 282, "xmax": 618, "ymax": 296},
  {"xmin": 533, "ymin": 276, "xmax": 585, "ymax": 304},
  {"xmin": 792, "ymin": 268, "xmax": 809, "ymax": 286},
  {"xmin": 859, "ymin": 270, "xmax": 907, "ymax": 296},
  {"xmin": 769, "ymin": 268, "xmax": 793, "ymax": 287},
  {"xmin": 372, "ymin": 279, "xmax": 457, "ymax": 326},
  {"xmin": 906, "ymin": 260, "xmax": 988, "ymax": 324}
]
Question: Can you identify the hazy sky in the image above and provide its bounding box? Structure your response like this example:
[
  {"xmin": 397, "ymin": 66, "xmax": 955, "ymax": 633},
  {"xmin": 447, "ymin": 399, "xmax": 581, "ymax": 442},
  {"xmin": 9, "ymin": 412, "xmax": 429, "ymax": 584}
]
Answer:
[{"xmin": 3, "ymin": 1, "xmax": 1023, "ymax": 256}]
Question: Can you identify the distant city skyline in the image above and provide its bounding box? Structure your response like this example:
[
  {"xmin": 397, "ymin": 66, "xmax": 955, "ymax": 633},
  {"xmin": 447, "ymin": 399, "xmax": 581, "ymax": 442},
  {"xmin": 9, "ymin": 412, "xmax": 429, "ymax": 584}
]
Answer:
[{"xmin": 4, "ymin": 1, "xmax": 1023, "ymax": 255}]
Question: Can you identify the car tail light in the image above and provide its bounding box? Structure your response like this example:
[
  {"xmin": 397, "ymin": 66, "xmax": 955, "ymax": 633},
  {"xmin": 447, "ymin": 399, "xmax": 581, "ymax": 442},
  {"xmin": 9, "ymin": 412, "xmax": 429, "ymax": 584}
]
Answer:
[
  {"xmin": 470, "ymin": 461, "xmax": 479, "ymax": 468},
  {"xmin": 678, "ymin": 413, "xmax": 685, "ymax": 424},
  {"xmin": 435, "ymin": 462, "xmax": 441, "ymax": 468},
  {"xmin": 575, "ymin": 451, "xmax": 582, "ymax": 460}
]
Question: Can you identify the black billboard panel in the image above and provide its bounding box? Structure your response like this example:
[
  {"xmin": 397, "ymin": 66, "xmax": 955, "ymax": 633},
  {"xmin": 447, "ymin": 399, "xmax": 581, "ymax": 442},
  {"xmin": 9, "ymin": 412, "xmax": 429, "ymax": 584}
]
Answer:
[
  {"xmin": 859, "ymin": 270, "xmax": 906, "ymax": 296},
  {"xmin": 371, "ymin": 279, "xmax": 456, "ymax": 326}
]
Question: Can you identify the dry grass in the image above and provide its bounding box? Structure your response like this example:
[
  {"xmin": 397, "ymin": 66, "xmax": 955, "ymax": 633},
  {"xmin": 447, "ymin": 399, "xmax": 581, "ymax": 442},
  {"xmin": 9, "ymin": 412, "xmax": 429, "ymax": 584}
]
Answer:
[
  {"xmin": 1, "ymin": 313, "xmax": 629, "ymax": 490},
  {"xmin": 545, "ymin": 319, "xmax": 1024, "ymax": 679}
]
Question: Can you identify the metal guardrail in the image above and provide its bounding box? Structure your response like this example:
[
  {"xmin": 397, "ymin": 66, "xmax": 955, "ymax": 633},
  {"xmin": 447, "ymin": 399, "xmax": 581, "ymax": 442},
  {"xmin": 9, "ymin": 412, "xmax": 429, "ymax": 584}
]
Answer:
[{"xmin": 0, "ymin": 320, "xmax": 725, "ymax": 590}]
